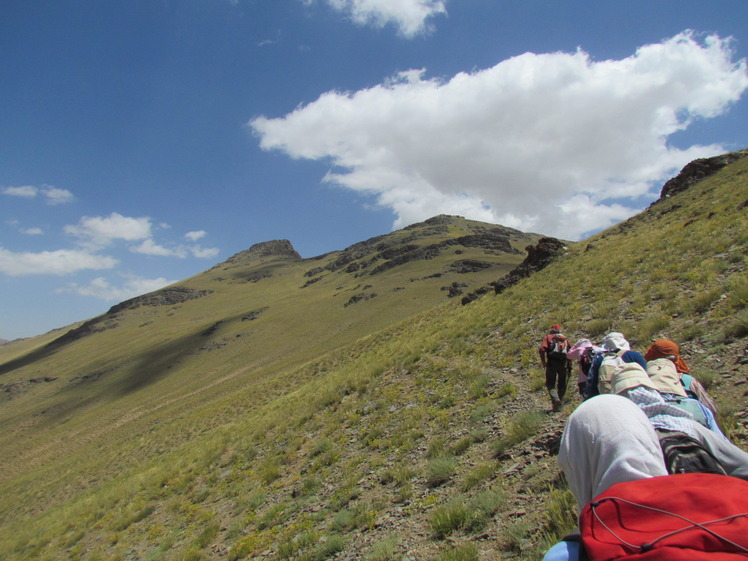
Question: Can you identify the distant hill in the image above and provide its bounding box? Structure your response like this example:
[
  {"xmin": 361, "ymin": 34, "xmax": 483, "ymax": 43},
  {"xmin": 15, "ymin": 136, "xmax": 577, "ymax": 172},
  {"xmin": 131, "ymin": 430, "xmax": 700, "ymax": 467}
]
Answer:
[{"xmin": 0, "ymin": 151, "xmax": 746, "ymax": 560}]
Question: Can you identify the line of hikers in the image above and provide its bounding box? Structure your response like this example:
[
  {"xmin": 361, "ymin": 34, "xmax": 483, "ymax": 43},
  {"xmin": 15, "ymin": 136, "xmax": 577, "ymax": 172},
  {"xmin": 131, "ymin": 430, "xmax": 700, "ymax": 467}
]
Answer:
[{"xmin": 537, "ymin": 327, "xmax": 748, "ymax": 560}]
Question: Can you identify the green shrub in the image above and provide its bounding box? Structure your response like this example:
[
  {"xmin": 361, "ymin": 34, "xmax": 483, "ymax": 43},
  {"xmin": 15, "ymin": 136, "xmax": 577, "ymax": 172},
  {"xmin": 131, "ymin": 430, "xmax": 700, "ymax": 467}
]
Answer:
[
  {"xmin": 494, "ymin": 411, "xmax": 545, "ymax": 456},
  {"xmin": 366, "ymin": 536, "xmax": 399, "ymax": 561},
  {"xmin": 723, "ymin": 309, "xmax": 748, "ymax": 340},
  {"xmin": 689, "ymin": 367, "xmax": 717, "ymax": 391},
  {"xmin": 380, "ymin": 464, "xmax": 415, "ymax": 486},
  {"xmin": 430, "ymin": 491, "xmax": 504, "ymax": 538},
  {"xmin": 427, "ymin": 437, "xmax": 450, "ymax": 459},
  {"xmin": 436, "ymin": 543, "xmax": 478, "ymax": 561},
  {"xmin": 535, "ymin": 487, "xmax": 577, "ymax": 555},
  {"xmin": 425, "ymin": 456, "xmax": 458, "ymax": 488},
  {"xmin": 460, "ymin": 462, "xmax": 496, "ymax": 491},
  {"xmin": 310, "ymin": 438, "xmax": 333, "ymax": 457}
]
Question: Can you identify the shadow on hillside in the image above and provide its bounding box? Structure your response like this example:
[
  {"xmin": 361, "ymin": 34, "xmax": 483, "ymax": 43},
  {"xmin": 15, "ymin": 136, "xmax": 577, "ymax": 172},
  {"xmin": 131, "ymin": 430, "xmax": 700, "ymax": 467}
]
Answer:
[
  {"xmin": 30, "ymin": 329, "xmax": 214, "ymax": 424},
  {"xmin": 0, "ymin": 345, "xmax": 60, "ymax": 376},
  {"xmin": 112, "ymin": 329, "xmax": 206, "ymax": 396}
]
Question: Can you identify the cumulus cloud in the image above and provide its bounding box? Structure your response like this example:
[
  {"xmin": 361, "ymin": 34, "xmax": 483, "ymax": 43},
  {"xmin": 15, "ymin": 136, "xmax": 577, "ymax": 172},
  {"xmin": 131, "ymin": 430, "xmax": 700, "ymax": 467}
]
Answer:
[
  {"xmin": 251, "ymin": 32, "xmax": 748, "ymax": 240},
  {"xmin": 2, "ymin": 185, "xmax": 74, "ymax": 205},
  {"xmin": 43, "ymin": 187, "xmax": 75, "ymax": 205},
  {"xmin": 65, "ymin": 212, "xmax": 153, "ymax": 249},
  {"xmin": 21, "ymin": 227, "xmax": 44, "ymax": 235},
  {"xmin": 307, "ymin": 0, "xmax": 447, "ymax": 37},
  {"xmin": 130, "ymin": 239, "xmax": 180, "ymax": 257},
  {"xmin": 0, "ymin": 247, "xmax": 118, "ymax": 276},
  {"xmin": 189, "ymin": 245, "xmax": 220, "ymax": 259},
  {"xmin": 58, "ymin": 275, "xmax": 175, "ymax": 301},
  {"xmin": 3, "ymin": 185, "xmax": 38, "ymax": 198},
  {"xmin": 185, "ymin": 230, "xmax": 207, "ymax": 241},
  {"xmin": 129, "ymin": 238, "xmax": 219, "ymax": 259}
]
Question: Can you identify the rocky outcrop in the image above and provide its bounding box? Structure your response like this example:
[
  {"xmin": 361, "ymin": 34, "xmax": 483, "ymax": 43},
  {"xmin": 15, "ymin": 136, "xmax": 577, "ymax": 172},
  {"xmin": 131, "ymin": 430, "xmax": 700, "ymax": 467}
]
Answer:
[
  {"xmin": 47, "ymin": 287, "xmax": 213, "ymax": 348},
  {"xmin": 224, "ymin": 240, "xmax": 302, "ymax": 265},
  {"xmin": 658, "ymin": 150, "xmax": 748, "ymax": 200},
  {"xmin": 344, "ymin": 292, "xmax": 377, "ymax": 307},
  {"xmin": 460, "ymin": 237, "xmax": 567, "ymax": 304},
  {"xmin": 491, "ymin": 237, "xmax": 567, "ymax": 294},
  {"xmin": 307, "ymin": 216, "xmax": 527, "ymax": 280},
  {"xmin": 108, "ymin": 287, "xmax": 213, "ymax": 314}
]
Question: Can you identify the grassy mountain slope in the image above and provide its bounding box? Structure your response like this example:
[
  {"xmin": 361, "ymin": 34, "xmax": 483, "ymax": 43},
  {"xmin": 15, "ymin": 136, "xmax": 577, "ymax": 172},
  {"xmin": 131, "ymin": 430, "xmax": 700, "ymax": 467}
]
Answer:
[{"xmin": 1, "ymin": 154, "xmax": 747, "ymax": 561}]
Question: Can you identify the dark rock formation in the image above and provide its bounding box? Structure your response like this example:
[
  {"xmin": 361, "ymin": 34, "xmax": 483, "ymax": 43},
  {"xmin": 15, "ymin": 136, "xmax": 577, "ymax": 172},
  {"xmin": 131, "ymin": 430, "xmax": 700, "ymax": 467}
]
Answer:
[
  {"xmin": 460, "ymin": 237, "xmax": 566, "ymax": 305},
  {"xmin": 460, "ymin": 286, "xmax": 493, "ymax": 305},
  {"xmin": 344, "ymin": 293, "xmax": 377, "ymax": 307},
  {"xmin": 225, "ymin": 240, "xmax": 302, "ymax": 265},
  {"xmin": 48, "ymin": 287, "xmax": 213, "ymax": 347},
  {"xmin": 449, "ymin": 260, "xmax": 493, "ymax": 274},
  {"xmin": 109, "ymin": 287, "xmax": 213, "ymax": 314},
  {"xmin": 659, "ymin": 150, "xmax": 748, "ymax": 200},
  {"xmin": 242, "ymin": 307, "xmax": 268, "ymax": 321},
  {"xmin": 491, "ymin": 237, "xmax": 567, "ymax": 295},
  {"xmin": 441, "ymin": 282, "xmax": 468, "ymax": 298}
]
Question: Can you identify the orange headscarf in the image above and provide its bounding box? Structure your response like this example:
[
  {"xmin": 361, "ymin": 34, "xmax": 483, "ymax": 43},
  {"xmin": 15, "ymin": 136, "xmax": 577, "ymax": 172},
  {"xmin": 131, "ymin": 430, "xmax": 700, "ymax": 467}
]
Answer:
[{"xmin": 644, "ymin": 339, "xmax": 690, "ymax": 373}]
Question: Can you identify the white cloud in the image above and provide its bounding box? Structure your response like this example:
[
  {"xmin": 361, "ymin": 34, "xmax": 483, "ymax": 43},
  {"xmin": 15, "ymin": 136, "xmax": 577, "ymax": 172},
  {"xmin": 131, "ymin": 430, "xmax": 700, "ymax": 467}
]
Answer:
[
  {"xmin": 185, "ymin": 230, "xmax": 207, "ymax": 241},
  {"xmin": 130, "ymin": 239, "xmax": 183, "ymax": 257},
  {"xmin": 58, "ymin": 275, "xmax": 175, "ymax": 301},
  {"xmin": 129, "ymin": 237, "xmax": 219, "ymax": 259},
  {"xmin": 189, "ymin": 245, "xmax": 220, "ymax": 259},
  {"xmin": 251, "ymin": 32, "xmax": 748, "ymax": 240},
  {"xmin": 42, "ymin": 186, "xmax": 74, "ymax": 205},
  {"xmin": 21, "ymin": 227, "xmax": 44, "ymax": 235},
  {"xmin": 65, "ymin": 212, "xmax": 153, "ymax": 249},
  {"xmin": 0, "ymin": 247, "xmax": 118, "ymax": 276},
  {"xmin": 310, "ymin": 0, "xmax": 447, "ymax": 37},
  {"xmin": 2, "ymin": 185, "xmax": 74, "ymax": 204},
  {"xmin": 3, "ymin": 185, "xmax": 38, "ymax": 198}
]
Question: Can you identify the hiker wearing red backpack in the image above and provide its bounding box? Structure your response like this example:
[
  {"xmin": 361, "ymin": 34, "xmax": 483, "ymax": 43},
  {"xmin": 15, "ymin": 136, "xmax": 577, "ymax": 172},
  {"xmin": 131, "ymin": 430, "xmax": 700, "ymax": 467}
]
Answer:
[
  {"xmin": 538, "ymin": 324, "xmax": 572, "ymax": 412},
  {"xmin": 543, "ymin": 395, "xmax": 748, "ymax": 561}
]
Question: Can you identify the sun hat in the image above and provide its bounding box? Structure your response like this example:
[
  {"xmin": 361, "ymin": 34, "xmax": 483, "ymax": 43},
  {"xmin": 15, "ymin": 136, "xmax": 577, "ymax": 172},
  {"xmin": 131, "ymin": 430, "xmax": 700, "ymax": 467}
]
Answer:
[
  {"xmin": 647, "ymin": 358, "xmax": 687, "ymax": 397},
  {"xmin": 602, "ymin": 332, "xmax": 630, "ymax": 352},
  {"xmin": 611, "ymin": 363, "xmax": 658, "ymax": 395}
]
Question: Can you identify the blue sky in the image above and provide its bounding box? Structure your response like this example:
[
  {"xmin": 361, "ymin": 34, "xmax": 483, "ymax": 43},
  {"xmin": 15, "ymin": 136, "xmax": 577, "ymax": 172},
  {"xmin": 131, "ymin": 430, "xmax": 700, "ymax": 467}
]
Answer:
[{"xmin": 2, "ymin": 0, "xmax": 747, "ymax": 340}]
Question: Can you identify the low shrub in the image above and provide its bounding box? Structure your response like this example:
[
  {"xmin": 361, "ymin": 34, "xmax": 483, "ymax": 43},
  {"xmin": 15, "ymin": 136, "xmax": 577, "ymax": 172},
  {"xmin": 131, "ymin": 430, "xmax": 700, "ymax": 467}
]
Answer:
[{"xmin": 425, "ymin": 456, "xmax": 458, "ymax": 488}]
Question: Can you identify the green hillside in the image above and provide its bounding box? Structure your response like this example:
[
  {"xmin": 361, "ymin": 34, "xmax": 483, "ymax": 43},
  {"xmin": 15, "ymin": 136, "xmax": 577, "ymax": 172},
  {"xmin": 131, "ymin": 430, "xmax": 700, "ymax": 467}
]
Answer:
[{"xmin": 1, "ymin": 152, "xmax": 747, "ymax": 561}]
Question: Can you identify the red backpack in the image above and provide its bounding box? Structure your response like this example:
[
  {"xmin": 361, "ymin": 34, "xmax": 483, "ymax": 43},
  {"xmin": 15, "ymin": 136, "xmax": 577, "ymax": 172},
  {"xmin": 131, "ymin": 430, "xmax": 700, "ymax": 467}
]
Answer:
[{"xmin": 579, "ymin": 473, "xmax": 748, "ymax": 560}]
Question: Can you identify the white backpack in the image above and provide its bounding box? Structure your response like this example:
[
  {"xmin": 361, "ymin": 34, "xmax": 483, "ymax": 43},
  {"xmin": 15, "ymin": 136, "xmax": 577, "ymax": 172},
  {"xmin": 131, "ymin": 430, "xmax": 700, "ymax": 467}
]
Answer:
[{"xmin": 597, "ymin": 350, "xmax": 626, "ymax": 394}]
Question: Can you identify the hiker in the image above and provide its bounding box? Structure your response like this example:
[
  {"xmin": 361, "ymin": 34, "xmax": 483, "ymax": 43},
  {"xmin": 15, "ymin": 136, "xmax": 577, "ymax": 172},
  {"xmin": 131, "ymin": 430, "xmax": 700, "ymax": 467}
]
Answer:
[
  {"xmin": 538, "ymin": 324, "xmax": 572, "ymax": 411},
  {"xmin": 610, "ymin": 359, "xmax": 726, "ymax": 439},
  {"xmin": 645, "ymin": 357, "xmax": 724, "ymax": 437},
  {"xmin": 543, "ymin": 395, "xmax": 748, "ymax": 561},
  {"xmin": 644, "ymin": 338, "xmax": 718, "ymax": 415},
  {"xmin": 583, "ymin": 332, "xmax": 646, "ymax": 399},
  {"xmin": 566, "ymin": 339, "xmax": 600, "ymax": 397}
]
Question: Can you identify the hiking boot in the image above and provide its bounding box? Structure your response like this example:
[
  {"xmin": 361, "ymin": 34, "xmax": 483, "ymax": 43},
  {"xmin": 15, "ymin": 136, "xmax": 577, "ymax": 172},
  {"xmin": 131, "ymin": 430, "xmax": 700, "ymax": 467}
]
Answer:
[{"xmin": 549, "ymin": 389, "xmax": 562, "ymax": 412}]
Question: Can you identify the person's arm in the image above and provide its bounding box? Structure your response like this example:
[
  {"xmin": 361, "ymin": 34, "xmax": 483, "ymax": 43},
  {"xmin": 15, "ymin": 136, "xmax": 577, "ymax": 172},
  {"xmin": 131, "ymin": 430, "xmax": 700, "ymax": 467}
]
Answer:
[
  {"xmin": 697, "ymin": 401, "xmax": 727, "ymax": 439},
  {"xmin": 543, "ymin": 540, "xmax": 579, "ymax": 561},
  {"xmin": 539, "ymin": 336, "xmax": 548, "ymax": 368},
  {"xmin": 688, "ymin": 377, "xmax": 719, "ymax": 415}
]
